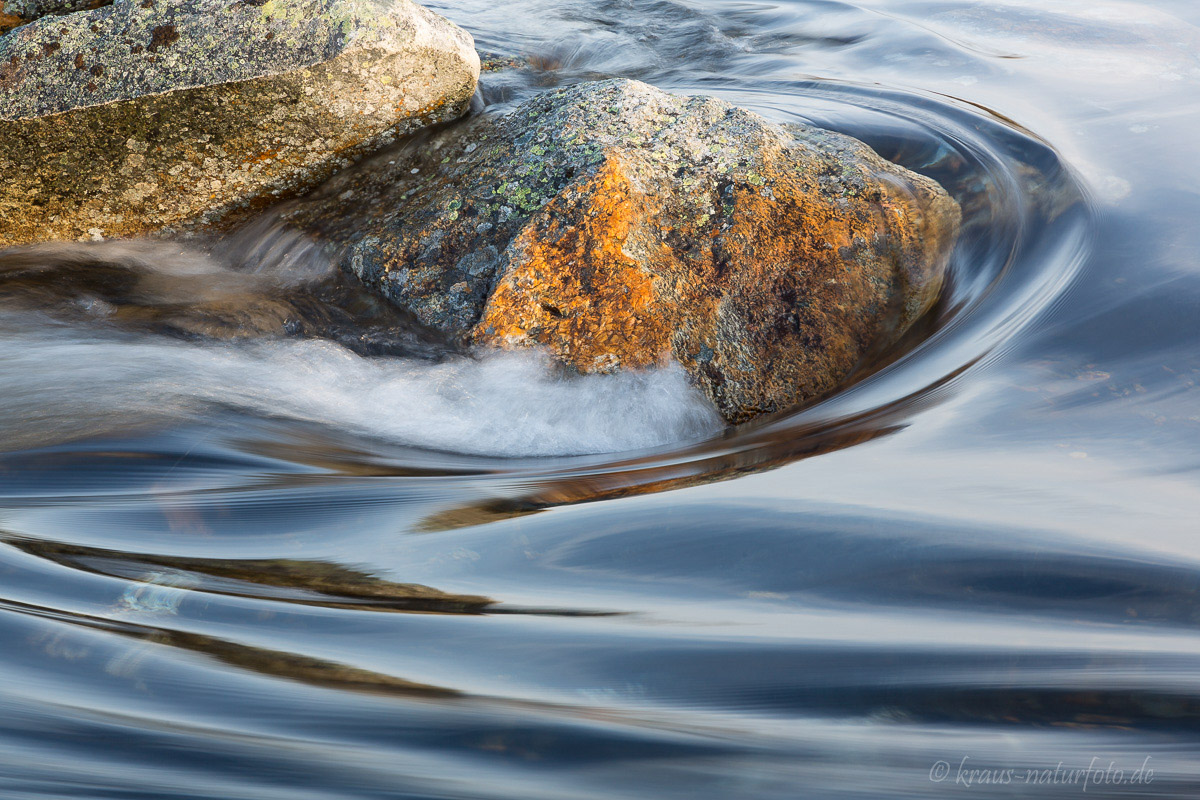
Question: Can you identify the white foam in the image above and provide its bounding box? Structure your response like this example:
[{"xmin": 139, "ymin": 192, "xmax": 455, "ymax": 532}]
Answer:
[{"xmin": 0, "ymin": 326, "xmax": 723, "ymax": 457}]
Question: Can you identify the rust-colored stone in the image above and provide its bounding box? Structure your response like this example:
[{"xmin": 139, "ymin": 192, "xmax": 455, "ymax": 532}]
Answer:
[
  {"xmin": 478, "ymin": 155, "xmax": 674, "ymax": 373},
  {"xmin": 0, "ymin": 11, "xmax": 24, "ymax": 34},
  {"xmin": 289, "ymin": 79, "xmax": 961, "ymax": 423}
]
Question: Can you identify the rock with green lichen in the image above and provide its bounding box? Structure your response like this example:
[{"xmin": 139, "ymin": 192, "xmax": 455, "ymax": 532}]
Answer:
[
  {"xmin": 287, "ymin": 79, "xmax": 961, "ymax": 423},
  {"xmin": 0, "ymin": 0, "xmax": 480, "ymax": 247},
  {"xmin": 1, "ymin": 0, "xmax": 101, "ymax": 33}
]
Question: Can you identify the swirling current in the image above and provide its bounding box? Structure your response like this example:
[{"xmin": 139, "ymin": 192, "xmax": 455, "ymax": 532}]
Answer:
[{"xmin": 3, "ymin": 0, "xmax": 1200, "ymax": 797}]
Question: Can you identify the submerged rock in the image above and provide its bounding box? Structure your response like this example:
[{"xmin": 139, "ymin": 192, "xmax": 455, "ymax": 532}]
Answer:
[
  {"xmin": 0, "ymin": 234, "xmax": 456, "ymax": 359},
  {"xmin": 0, "ymin": 0, "xmax": 479, "ymax": 247},
  {"xmin": 290, "ymin": 79, "xmax": 962, "ymax": 423}
]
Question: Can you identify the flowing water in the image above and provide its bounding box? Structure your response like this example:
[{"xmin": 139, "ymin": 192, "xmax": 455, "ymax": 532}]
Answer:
[{"xmin": 2, "ymin": 0, "xmax": 1200, "ymax": 797}]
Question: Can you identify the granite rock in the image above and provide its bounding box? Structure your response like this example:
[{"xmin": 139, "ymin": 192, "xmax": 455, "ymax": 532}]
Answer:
[
  {"xmin": 0, "ymin": 0, "xmax": 480, "ymax": 246},
  {"xmin": 289, "ymin": 79, "xmax": 961, "ymax": 422}
]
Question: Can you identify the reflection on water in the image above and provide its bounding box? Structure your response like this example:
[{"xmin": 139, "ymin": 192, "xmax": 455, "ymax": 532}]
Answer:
[{"xmin": 3, "ymin": 0, "xmax": 1200, "ymax": 797}]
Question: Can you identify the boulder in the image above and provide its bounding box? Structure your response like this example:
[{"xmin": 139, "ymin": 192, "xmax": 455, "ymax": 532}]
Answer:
[
  {"xmin": 289, "ymin": 79, "xmax": 962, "ymax": 423},
  {"xmin": 0, "ymin": 0, "xmax": 479, "ymax": 247}
]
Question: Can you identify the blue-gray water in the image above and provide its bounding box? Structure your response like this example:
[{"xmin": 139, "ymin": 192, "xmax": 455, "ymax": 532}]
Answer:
[{"xmin": 2, "ymin": 0, "xmax": 1200, "ymax": 797}]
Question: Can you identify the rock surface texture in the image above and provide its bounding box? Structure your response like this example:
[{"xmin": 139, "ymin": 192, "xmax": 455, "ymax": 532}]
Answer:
[
  {"xmin": 1, "ymin": 1, "xmax": 101, "ymax": 34},
  {"xmin": 0, "ymin": 0, "xmax": 479, "ymax": 247},
  {"xmin": 296, "ymin": 79, "xmax": 962, "ymax": 422}
]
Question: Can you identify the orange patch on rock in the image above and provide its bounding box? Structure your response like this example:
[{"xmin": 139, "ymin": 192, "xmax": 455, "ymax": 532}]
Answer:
[
  {"xmin": 0, "ymin": 12, "xmax": 25, "ymax": 34},
  {"xmin": 475, "ymin": 156, "xmax": 673, "ymax": 373},
  {"xmin": 242, "ymin": 148, "xmax": 280, "ymax": 166},
  {"xmin": 472, "ymin": 146, "xmax": 949, "ymax": 420}
]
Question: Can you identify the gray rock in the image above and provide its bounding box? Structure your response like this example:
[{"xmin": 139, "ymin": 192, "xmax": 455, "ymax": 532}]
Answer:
[
  {"xmin": 287, "ymin": 79, "xmax": 961, "ymax": 422},
  {"xmin": 0, "ymin": 0, "xmax": 480, "ymax": 247}
]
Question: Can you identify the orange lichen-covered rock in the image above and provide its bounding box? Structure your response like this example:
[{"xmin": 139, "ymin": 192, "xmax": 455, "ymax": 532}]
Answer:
[
  {"xmin": 292, "ymin": 79, "xmax": 961, "ymax": 422},
  {"xmin": 479, "ymin": 155, "xmax": 674, "ymax": 374}
]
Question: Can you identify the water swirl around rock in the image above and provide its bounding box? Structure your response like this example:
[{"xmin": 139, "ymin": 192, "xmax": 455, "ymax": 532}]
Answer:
[{"xmin": 8, "ymin": 0, "xmax": 1200, "ymax": 798}]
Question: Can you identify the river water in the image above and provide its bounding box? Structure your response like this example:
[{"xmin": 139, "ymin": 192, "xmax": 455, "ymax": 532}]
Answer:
[{"xmin": 2, "ymin": 0, "xmax": 1199, "ymax": 797}]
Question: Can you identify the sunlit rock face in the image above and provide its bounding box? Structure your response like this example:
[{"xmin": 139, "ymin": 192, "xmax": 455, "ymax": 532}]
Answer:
[
  {"xmin": 0, "ymin": 0, "xmax": 479, "ymax": 247},
  {"xmin": 292, "ymin": 79, "xmax": 962, "ymax": 423}
]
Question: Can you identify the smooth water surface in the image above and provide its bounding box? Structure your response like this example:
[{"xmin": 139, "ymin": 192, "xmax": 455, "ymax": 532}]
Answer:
[{"xmin": 2, "ymin": 0, "xmax": 1200, "ymax": 797}]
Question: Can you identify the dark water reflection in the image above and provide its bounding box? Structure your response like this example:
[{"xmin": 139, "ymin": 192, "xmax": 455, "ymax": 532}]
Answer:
[{"xmin": 3, "ymin": 0, "xmax": 1200, "ymax": 797}]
